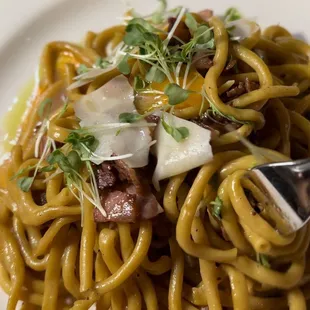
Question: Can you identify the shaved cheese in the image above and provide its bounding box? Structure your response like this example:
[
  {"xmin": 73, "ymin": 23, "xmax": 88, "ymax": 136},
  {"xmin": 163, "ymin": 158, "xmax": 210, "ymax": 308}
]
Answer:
[
  {"xmin": 152, "ymin": 112, "xmax": 213, "ymax": 190},
  {"xmin": 73, "ymin": 67, "xmax": 116, "ymax": 81},
  {"xmin": 226, "ymin": 19, "xmax": 260, "ymax": 41},
  {"xmin": 74, "ymin": 75, "xmax": 152, "ymax": 167}
]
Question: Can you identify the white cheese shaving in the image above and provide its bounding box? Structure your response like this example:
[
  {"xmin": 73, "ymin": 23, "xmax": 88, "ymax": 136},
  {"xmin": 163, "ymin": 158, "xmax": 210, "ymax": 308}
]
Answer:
[
  {"xmin": 74, "ymin": 75, "xmax": 152, "ymax": 167},
  {"xmin": 152, "ymin": 112, "xmax": 213, "ymax": 191},
  {"xmin": 226, "ymin": 19, "xmax": 260, "ymax": 41}
]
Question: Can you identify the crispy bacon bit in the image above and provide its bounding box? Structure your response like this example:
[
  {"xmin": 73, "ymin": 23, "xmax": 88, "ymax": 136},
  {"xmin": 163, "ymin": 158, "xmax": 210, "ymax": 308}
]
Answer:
[
  {"xmin": 245, "ymin": 77, "xmax": 260, "ymax": 93},
  {"xmin": 226, "ymin": 82, "xmax": 247, "ymax": 98},
  {"xmin": 223, "ymin": 78, "xmax": 260, "ymax": 101},
  {"xmin": 193, "ymin": 52, "xmax": 213, "ymax": 76},
  {"xmin": 94, "ymin": 189, "xmax": 137, "ymax": 222},
  {"xmin": 198, "ymin": 9, "xmax": 214, "ymax": 21},
  {"xmin": 94, "ymin": 160, "xmax": 163, "ymax": 223},
  {"xmin": 94, "ymin": 163, "xmax": 117, "ymax": 190},
  {"xmin": 145, "ymin": 114, "xmax": 160, "ymax": 124},
  {"xmin": 168, "ymin": 18, "xmax": 191, "ymax": 45},
  {"xmin": 32, "ymin": 191, "xmax": 47, "ymax": 206},
  {"xmin": 193, "ymin": 111, "xmax": 241, "ymax": 135}
]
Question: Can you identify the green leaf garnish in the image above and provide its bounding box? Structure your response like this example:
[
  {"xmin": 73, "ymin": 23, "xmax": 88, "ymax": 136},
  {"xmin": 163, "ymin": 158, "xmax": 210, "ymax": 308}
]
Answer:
[
  {"xmin": 119, "ymin": 112, "xmax": 143, "ymax": 123},
  {"xmin": 47, "ymin": 150, "xmax": 74, "ymax": 173},
  {"xmin": 65, "ymin": 132, "xmax": 99, "ymax": 160},
  {"xmin": 40, "ymin": 165, "xmax": 56, "ymax": 173},
  {"xmin": 124, "ymin": 24, "xmax": 148, "ymax": 46},
  {"xmin": 95, "ymin": 57, "xmax": 111, "ymax": 69},
  {"xmin": 117, "ymin": 54, "xmax": 131, "ymax": 75},
  {"xmin": 38, "ymin": 98, "xmax": 52, "ymax": 119},
  {"xmin": 224, "ymin": 7, "xmax": 242, "ymax": 22},
  {"xmin": 145, "ymin": 66, "xmax": 166, "ymax": 83},
  {"xmin": 185, "ymin": 12, "xmax": 198, "ymax": 33},
  {"xmin": 195, "ymin": 38, "xmax": 215, "ymax": 51},
  {"xmin": 133, "ymin": 75, "xmax": 147, "ymax": 91},
  {"xmin": 151, "ymin": 0, "xmax": 167, "ymax": 24},
  {"xmin": 57, "ymin": 98, "xmax": 69, "ymax": 119},
  {"xmin": 67, "ymin": 150, "xmax": 83, "ymax": 171},
  {"xmin": 47, "ymin": 149, "xmax": 81, "ymax": 175},
  {"xmin": 161, "ymin": 115, "xmax": 189, "ymax": 142},
  {"xmin": 181, "ymin": 25, "xmax": 214, "ymax": 59},
  {"xmin": 77, "ymin": 64, "xmax": 89, "ymax": 75},
  {"xmin": 210, "ymin": 196, "xmax": 223, "ymax": 221},
  {"xmin": 124, "ymin": 23, "xmax": 159, "ymax": 47},
  {"xmin": 128, "ymin": 18, "xmax": 157, "ymax": 33},
  {"xmin": 257, "ymin": 253, "xmax": 270, "ymax": 268},
  {"xmin": 10, "ymin": 165, "xmax": 37, "ymax": 181},
  {"xmin": 195, "ymin": 25, "xmax": 214, "ymax": 45},
  {"xmin": 17, "ymin": 177, "xmax": 34, "ymax": 192},
  {"xmin": 164, "ymin": 83, "xmax": 192, "ymax": 105}
]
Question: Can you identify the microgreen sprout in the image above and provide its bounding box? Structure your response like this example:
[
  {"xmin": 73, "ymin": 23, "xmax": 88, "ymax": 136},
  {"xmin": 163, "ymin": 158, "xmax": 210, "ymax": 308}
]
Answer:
[
  {"xmin": 257, "ymin": 253, "xmax": 270, "ymax": 268},
  {"xmin": 161, "ymin": 113, "xmax": 189, "ymax": 142},
  {"xmin": 210, "ymin": 196, "xmax": 223, "ymax": 221},
  {"xmin": 202, "ymin": 88, "xmax": 248, "ymax": 125},
  {"xmin": 164, "ymin": 83, "xmax": 192, "ymax": 105},
  {"xmin": 119, "ymin": 112, "xmax": 143, "ymax": 123},
  {"xmin": 224, "ymin": 7, "xmax": 242, "ymax": 23},
  {"xmin": 38, "ymin": 98, "xmax": 52, "ymax": 119}
]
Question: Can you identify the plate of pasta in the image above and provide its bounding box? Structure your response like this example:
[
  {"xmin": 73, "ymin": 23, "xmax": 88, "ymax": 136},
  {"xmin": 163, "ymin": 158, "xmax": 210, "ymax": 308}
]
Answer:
[{"xmin": 0, "ymin": 0, "xmax": 310, "ymax": 309}]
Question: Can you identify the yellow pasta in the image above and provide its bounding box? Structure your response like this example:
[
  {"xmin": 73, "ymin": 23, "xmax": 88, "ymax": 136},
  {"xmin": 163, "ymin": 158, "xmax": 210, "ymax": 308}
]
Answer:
[{"xmin": 0, "ymin": 3, "xmax": 309, "ymax": 310}]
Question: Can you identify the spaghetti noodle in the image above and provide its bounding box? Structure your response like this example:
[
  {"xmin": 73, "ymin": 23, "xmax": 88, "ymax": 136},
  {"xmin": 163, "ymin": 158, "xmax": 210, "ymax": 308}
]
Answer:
[{"xmin": 0, "ymin": 3, "xmax": 310, "ymax": 310}]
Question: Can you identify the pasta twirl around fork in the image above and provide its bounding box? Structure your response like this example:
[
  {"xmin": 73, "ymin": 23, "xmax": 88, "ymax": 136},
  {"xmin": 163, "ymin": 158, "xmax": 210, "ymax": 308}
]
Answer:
[{"xmin": 0, "ymin": 2, "xmax": 310, "ymax": 309}]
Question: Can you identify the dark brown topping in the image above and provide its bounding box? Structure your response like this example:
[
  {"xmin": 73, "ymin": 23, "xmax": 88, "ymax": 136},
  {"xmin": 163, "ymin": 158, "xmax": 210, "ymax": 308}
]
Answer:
[
  {"xmin": 113, "ymin": 160, "xmax": 141, "ymax": 190},
  {"xmin": 226, "ymin": 82, "xmax": 246, "ymax": 98},
  {"xmin": 93, "ymin": 160, "xmax": 163, "ymax": 223},
  {"xmin": 32, "ymin": 191, "xmax": 47, "ymax": 206},
  {"xmin": 193, "ymin": 52, "xmax": 213, "ymax": 76},
  {"xmin": 192, "ymin": 110, "xmax": 241, "ymax": 135},
  {"xmin": 94, "ymin": 163, "xmax": 117, "ymax": 190},
  {"xmin": 245, "ymin": 77, "xmax": 260, "ymax": 93},
  {"xmin": 145, "ymin": 114, "xmax": 160, "ymax": 124},
  {"xmin": 168, "ymin": 18, "xmax": 191, "ymax": 45},
  {"xmin": 222, "ymin": 78, "xmax": 260, "ymax": 102},
  {"xmin": 94, "ymin": 189, "xmax": 137, "ymax": 223}
]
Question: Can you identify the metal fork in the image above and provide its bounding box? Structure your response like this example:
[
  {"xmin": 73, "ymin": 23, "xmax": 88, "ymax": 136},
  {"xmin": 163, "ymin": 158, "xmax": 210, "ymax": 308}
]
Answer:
[{"xmin": 248, "ymin": 159, "xmax": 310, "ymax": 235}]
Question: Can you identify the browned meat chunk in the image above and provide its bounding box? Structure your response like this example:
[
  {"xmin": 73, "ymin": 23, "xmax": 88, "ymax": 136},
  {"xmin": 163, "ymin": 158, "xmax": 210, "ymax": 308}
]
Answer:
[
  {"xmin": 145, "ymin": 114, "xmax": 160, "ymax": 124},
  {"xmin": 245, "ymin": 77, "xmax": 259, "ymax": 93},
  {"xmin": 93, "ymin": 160, "xmax": 163, "ymax": 223},
  {"xmin": 224, "ymin": 78, "xmax": 259, "ymax": 101},
  {"xmin": 168, "ymin": 18, "xmax": 191, "ymax": 45},
  {"xmin": 192, "ymin": 110, "xmax": 241, "ymax": 135},
  {"xmin": 94, "ymin": 163, "xmax": 117, "ymax": 190},
  {"xmin": 94, "ymin": 189, "xmax": 137, "ymax": 222},
  {"xmin": 226, "ymin": 82, "xmax": 246, "ymax": 98},
  {"xmin": 193, "ymin": 52, "xmax": 213, "ymax": 75}
]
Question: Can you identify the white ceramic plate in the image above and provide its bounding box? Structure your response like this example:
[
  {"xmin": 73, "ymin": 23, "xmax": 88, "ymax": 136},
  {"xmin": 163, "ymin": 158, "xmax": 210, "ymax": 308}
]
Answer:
[{"xmin": 0, "ymin": 0, "xmax": 309, "ymax": 307}]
